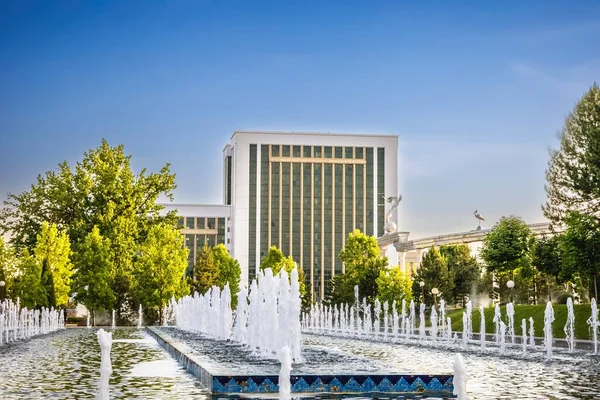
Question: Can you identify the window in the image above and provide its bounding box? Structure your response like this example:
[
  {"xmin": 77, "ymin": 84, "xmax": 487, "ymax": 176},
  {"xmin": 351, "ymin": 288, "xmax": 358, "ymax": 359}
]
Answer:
[
  {"xmin": 185, "ymin": 217, "xmax": 195, "ymax": 229},
  {"xmin": 314, "ymin": 146, "xmax": 322, "ymax": 158},
  {"xmin": 303, "ymin": 146, "xmax": 312, "ymax": 158},
  {"xmin": 324, "ymin": 146, "xmax": 332, "ymax": 158},
  {"xmin": 345, "ymin": 147, "xmax": 353, "ymax": 159},
  {"xmin": 272, "ymin": 145, "xmax": 280, "ymax": 156},
  {"xmin": 293, "ymin": 145, "xmax": 301, "ymax": 157},
  {"xmin": 335, "ymin": 147, "xmax": 343, "ymax": 158},
  {"xmin": 282, "ymin": 145, "xmax": 290, "ymax": 157},
  {"xmin": 196, "ymin": 217, "xmax": 205, "ymax": 229}
]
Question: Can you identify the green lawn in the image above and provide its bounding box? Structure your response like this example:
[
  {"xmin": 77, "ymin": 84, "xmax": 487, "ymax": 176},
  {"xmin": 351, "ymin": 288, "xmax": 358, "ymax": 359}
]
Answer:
[{"xmin": 444, "ymin": 304, "xmax": 596, "ymax": 340}]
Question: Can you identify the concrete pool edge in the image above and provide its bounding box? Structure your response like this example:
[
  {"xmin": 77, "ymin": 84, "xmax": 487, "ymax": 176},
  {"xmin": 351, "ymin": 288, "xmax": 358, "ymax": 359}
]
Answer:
[{"xmin": 147, "ymin": 326, "xmax": 455, "ymax": 396}]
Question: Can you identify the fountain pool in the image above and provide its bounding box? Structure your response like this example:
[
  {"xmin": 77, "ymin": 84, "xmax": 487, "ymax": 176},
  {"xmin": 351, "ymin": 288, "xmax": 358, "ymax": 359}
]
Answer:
[{"xmin": 0, "ymin": 327, "xmax": 209, "ymax": 399}]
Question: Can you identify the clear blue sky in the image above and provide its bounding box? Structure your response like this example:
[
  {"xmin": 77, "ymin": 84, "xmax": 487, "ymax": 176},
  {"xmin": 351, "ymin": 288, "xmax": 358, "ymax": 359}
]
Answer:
[{"xmin": 1, "ymin": 1, "xmax": 599, "ymax": 238}]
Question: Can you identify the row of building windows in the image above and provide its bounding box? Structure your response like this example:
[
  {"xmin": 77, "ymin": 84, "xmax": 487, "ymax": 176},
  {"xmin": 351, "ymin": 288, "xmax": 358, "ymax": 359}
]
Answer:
[
  {"xmin": 270, "ymin": 145, "xmax": 366, "ymax": 159},
  {"xmin": 178, "ymin": 216, "xmax": 222, "ymax": 231}
]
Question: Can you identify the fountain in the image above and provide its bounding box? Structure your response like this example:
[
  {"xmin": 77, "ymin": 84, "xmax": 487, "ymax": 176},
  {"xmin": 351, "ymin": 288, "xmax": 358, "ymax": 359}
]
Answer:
[
  {"xmin": 493, "ymin": 303, "xmax": 501, "ymax": 344},
  {"xmin": 499, "ymin": 321, "xmax": 506, "ymax": 354},
  {"xmin": 587, "ymin": 298, "xmax": 599, "ymax": 354},
  {"xmin": 529, "ymin": 317, "xmax": 535, "ymax": 347},
  {"xmin": 373, "ymin": 299, "xmax": 381, "ymax": 338},
  {"xmin": 521, "ymin": 319, "xmax": 527, "ymax": 357},
  {"xmin": 447, "ymin": 316, "xmax": 453, "ymax": 343},
  {"xmin": 172, "ymin": 267, "xmax": 302, "ymax": 360},
  {"xmin": 409, "ymin": 300, "xmax": 416, "ymax": 340},
  {"xmin": 564, "ymin": 297, "xmax": 575, "ymax": 352},
  {"xmin": 278, "ymin": 346, "xmax": 292, "ymax": 400},
  {"xmin": 544, "ymin": 301, "xmax": 555, "ymax": 360},
  {"xmin": 111, "ymin": 310, "xmax": 115, "ymax": 330},
  {"xmin": 392, "ymin": 300, "xmax": 399, "ymax": 338},
  {"xmin": 506, "ymin": 302, "xmax": 515, "ymax": 344},
  {"xmin": 462, "ymin": 312, "xmax": 468, "ymax": 347},
  {"xmin": 383, "ymin": 301, "xmax": 389, "ymax": 339},
  {"xmin": 465, "ymin": 300, "xmax": 473, "ymax": 342},
  {"xmin": 96, "ymin": 328, "xmax": 113, "ymax": 400},
  {"xmin": 138, "ymin": 304, "xmax": 142, "ymax": 329},
  {"xmin": 418, "ymin": 303, "xmax": 426, "ymax": 341},
  {"xmin": 452, "ymin": 353, "xmax": 467, "ymax": 400},
  {"xmin": 0, "ymin": 299, "xmax": 64, "ymax": 345},
  {"xmin": 479, "ymin": 306, "xmax": 486, "ymax": 349},
  {"xmin": 354, "ymin": 285, "xmax": 360, "ymax": 333},
  {"xmin": 430, "ymin": 305, "xmax": 438, "ymax": 341},
  {"xmin": 87, "ymin": 313, "xmax": 91, "ymax": 329},
  {"xmin": 439, "ymin": 299, "xmax": 446, "ymax": 339}
]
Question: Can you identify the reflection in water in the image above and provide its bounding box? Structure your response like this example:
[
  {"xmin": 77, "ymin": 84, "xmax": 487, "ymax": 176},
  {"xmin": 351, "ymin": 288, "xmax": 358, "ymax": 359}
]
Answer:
[{"xmin": 0, "ymin": 328, "xmax": 210, "ymax": 399}]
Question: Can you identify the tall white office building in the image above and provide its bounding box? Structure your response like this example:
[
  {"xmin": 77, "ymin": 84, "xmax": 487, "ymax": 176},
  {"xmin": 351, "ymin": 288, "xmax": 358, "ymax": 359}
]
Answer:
[{"xmin": 223, "ymin": 131, "xmax": 398, "ymax": 299}]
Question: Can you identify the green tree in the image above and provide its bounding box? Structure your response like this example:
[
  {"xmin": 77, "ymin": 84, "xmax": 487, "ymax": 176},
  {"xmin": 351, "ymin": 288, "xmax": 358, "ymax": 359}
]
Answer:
[
  {"xmin": 72, "ymin": 227, "xmax": 116, "ymax": 318},
  {"xmin": 12, "ymin": 251, "xmax": 47, "ymax": 308},
  {"xmin": 376, "ymin": 266, "xmax": 413, "ymax": 306},
  {"xmin": 480, "ymin": 216, "xmax": 535, "ymax": 277},
  {"xmin": 439, "ymin": 244, "xmax": 480, "ymax": 306},
  {"xmin": 330, "ymin": 230, "xmax": 388, "ymax": 305},
  {"xmin": 132, "ymin": 223, "xmax": 189, "ymax": 323},
  {"xmin": 0, "ymin": 239, "xmax": 17, "ymax": 300},
  {"xmin": 259, "ymin": 246, "xmax": 307, "ymax": 298},
  {"xmin": 0, "ymin": 139, "xmax": 178, "ymax": 314},
  {"xmin": 33, "ymin": 222, "xmax": 73, "ymax": 308},
  {"xmin": 193, "ymin": 243, "xmax": 219, "ymax": 294},
  {"xmin": 412, "ymin": 247, "xmax": 453, "ymax": 305},
  {"xmin": 213, "ymin": 244, "xmax": 241, "ymax": 308},
  {"xmin": 543, "ymin": 83, "xmax": 600, "ymax": 225},
  {"xmin": 532, "ymin": 235, "xmax": 563, "ymax": 302},
  {"xmin": 559, "ymin": 212, "xmax": 600, "ymax": 300}
]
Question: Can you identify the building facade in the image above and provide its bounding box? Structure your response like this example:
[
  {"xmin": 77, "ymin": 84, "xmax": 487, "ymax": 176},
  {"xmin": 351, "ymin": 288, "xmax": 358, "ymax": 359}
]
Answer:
[{"xmin": 224, "ymin": 131, "xmax": 398, "ymax": 299}]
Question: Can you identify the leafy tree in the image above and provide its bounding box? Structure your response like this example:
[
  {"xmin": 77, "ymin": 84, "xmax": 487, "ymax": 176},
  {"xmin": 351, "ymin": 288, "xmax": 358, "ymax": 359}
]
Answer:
[
  {"xmin": 72, "ymin": 227, "xmax": 116, "ymax": 318},
  {"xmin": 480, "ymin": 216, "xmax": 534, "ymax": 277},
  {"xmin": 439, "ymin": 244, "xmax": 480, "ymax": 306},
  {"xmin": 376, "ymin": 266, "xmax": 413, "ymax": 306},
  {"xmin": 543, "ymin": 83, "xmax": 600, "ymax": 225},
  {"xmin": 330, "ymin": 230, "xmax": 388, "ymax": 305},
  {"xmin": 559, "ymin": 212, "xmax": 600, "ymax": 300},
  {"xmin": 132, "ymin": 223, "xmax": 189, "ymax": 322},
  {"xmin": 213, "ymin": 244, "xmax": 241, "ymax": 308},
  {"xmin": 33, "ymin": 222, "xmax": 73, "ymax": 308},
  {"xmin": 259, "ymin": 246, "xmax": 307, "ymax": 298},
  {"xmin": 532, "ymin": 235, "xmax": 563, "ymax": 301},
  {"xmin": 12, "ymin": 251, "xmax": 47, "ymax": 308},
  {"xmin": 193, "ymin": 243, "xmax": 219, "ymax": 294},
  {"xmin": 0, "ymin": 139, "xmax": 178, "ymax": 314},
  {"xmin": 411, "ymin": 247, "xmax": 453, "ymax": 305},
  {"xmin": 0, "ymin": 239, "xmax": 17, "ymax": 300}
]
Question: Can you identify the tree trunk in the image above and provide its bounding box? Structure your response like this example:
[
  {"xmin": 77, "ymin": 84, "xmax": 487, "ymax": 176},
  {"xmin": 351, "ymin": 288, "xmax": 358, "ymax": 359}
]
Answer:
[
  {"xmin": 595, "ymin": 273, "xmax": 598, "ymax": 301},
  {"xmin": 547, "ymin": 276, "xmax": 552, "ymax": 302}
]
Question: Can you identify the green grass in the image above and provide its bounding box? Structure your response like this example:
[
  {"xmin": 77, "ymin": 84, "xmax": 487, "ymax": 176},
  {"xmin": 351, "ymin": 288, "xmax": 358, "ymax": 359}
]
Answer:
[{"xmin": 444, "ymin": 304, "xmax": 595, "ymax": 340}]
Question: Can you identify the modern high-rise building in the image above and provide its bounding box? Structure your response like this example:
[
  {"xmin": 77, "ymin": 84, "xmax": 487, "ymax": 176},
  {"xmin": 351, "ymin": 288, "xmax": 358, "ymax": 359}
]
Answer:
[{"xmin": 223, "ymin": 131, "xmax": 398, "ymax": 299}]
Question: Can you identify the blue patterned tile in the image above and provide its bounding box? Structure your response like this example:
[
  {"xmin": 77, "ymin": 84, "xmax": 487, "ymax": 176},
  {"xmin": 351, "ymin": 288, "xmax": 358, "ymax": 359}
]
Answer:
[
  {"xmin": 342, "ymin": 377, "xmax": 363, "ymax": 392},
  {"xmin": 292, "ymin": 377, "xmax": 309, "ymax": 392},
  {"xmin": 210, "ymin": 373, "xmax": 454, "ymax": 395},
  {"xmin": 328, "ymin": 377, "xmax": 343, "ymax": 392}
]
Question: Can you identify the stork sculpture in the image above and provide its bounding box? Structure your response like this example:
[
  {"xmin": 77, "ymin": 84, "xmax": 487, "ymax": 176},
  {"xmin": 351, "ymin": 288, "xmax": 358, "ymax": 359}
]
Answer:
[
  {"xmin": 474, "ymin": 209, "xmax": 485, "ymax": 230},
  {"xmin": 383, "ymin": 195, "xmax": 402, "ymax": 224}
]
